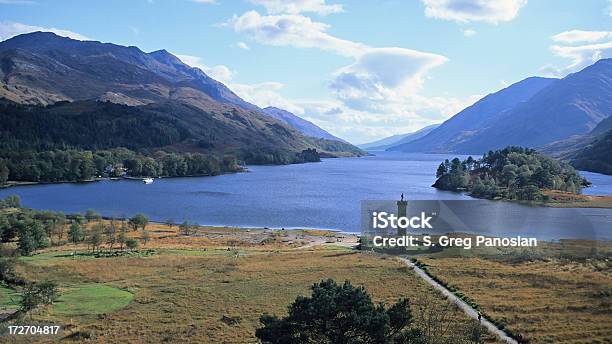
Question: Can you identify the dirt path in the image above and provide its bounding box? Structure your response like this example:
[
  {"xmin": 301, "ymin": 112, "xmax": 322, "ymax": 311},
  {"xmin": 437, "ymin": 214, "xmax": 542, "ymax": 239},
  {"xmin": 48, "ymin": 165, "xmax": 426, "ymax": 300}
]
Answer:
[{"xmin": 399, "ymin": 258, "xmax": 519, "ymax": 344}]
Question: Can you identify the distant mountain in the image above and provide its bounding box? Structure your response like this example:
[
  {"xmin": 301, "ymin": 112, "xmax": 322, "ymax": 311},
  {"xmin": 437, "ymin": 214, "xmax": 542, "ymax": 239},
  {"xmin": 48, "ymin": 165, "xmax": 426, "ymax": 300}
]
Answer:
[
  {"xmin": 0, "ymin": 32, "xmax": 363, "ymax": 162},
  {"xmin": 358, "ymin": 124, "xmax": 439, "ymax": 150},
  {"xmin": 390, "ymin": 77, "xmax": 557, "ymax": 153},
  {"xmin": 453, "ymin": 59, "xmax": 612, "ymax": 153},
  {"xmin": 262, "ymin": 107, "xmax": 345, "ymax": 142},
  {"xmin": 393, "ymin": 59, "xmax": 612, "ymax": 154}
]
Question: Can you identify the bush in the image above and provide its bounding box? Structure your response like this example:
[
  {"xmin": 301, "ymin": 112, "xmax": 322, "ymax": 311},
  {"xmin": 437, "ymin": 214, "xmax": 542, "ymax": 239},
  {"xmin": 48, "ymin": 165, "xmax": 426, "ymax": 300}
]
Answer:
[{"xmin": 255, "ymin": 279, "xmax": 423, "ymax": 344}]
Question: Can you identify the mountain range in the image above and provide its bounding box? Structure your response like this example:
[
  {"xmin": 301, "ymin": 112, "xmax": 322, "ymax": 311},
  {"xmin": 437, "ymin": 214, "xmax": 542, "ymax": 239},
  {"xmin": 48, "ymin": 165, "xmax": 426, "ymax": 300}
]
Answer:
[
  {"xmin": 1, "ymin": 32, "xmax": 610, "ymax": 175},
  {"xmin": 382, "ymin": 59, "xmax": 612, "ymax": 174},
  {"xmin": 358, "ymin": 124, "xmax": 439, "ymax": 150},
  {"xmin": 0, "ymin": 32, "xmax": 362, "ymax": 163}
]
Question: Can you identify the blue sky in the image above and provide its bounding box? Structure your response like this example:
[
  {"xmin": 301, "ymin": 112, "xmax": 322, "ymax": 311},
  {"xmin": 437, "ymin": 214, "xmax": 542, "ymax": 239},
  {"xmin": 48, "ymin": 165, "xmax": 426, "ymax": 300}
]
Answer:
[{"xmin": 1, "ymin": 0, "xmax": 611, "ymax": 143}]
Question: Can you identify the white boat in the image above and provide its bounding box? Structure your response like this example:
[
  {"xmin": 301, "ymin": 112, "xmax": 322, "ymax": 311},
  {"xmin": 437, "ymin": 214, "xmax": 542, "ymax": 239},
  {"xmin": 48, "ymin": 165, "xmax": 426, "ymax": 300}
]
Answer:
[{"xmin": 143, "ymin": 178, "xmax": 154, "ymax": 184}]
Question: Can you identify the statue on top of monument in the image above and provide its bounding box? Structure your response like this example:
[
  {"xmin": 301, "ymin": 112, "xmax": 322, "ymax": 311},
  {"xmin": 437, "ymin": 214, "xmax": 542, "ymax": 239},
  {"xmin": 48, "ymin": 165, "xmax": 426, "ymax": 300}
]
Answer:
[{"xmin": 401, "ymin": 193, "xmax": 404, "ymax": 201}]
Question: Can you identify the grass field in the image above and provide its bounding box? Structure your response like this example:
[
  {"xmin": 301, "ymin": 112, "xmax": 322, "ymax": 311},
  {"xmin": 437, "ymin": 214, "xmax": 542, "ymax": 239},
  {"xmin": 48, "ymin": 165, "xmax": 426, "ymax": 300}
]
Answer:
[
  {"xmin": 1, "ymin": 224, "xmax": 500, "ymax": 343},
  {"xmin": 52, "ymin": 284, "xmax": 133, "ymax": 316},
  {"xmin": 0, "ymin": 285, "xmax": 21, "ymax": 311},
  {"xmin": 416, "ymin": 241, "xmax": 612, "ymax": 344},
  {"xmin": 2, "ymin": 220, "xmax": 610, "ymax": 343}
]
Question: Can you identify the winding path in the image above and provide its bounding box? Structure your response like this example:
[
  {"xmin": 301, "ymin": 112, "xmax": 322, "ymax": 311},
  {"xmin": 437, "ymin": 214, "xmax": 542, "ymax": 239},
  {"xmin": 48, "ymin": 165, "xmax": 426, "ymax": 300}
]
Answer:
[{"xmin": 399, "ymin": 258, "xmax": 518, "ymax": 344}]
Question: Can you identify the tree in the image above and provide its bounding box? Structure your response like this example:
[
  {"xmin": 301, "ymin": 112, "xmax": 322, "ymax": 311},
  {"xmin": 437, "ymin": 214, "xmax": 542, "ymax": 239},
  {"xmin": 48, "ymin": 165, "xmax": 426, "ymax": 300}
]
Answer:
[
  {"xmin": 53, "ymin": 213, "xmax": 67, "ymax": 243},
  {"xmin": 118, "ymin": 222, "xmax": 128, "ymax": 250},
  {"xmin": 18, "ymin": 231, "xmax": 36, "ymax": 256},
  {"xmin": 73, "ymin": 214, "xmax": 86, "ymax": 225},
  {"xmin": 140, "ymin": 230, "xmax": 150, "ymax": 247},
  {"xmin": 105, "ymin": 221, "xmax": 117, "ymax": 250},
  {"xmin": 255, "ymin": 279, "xmax": 422, "ymax": 344},
  {"xmin": 436, "ymin": 163, "xmax": 447, "ymax": 178},
  {"xmin": 17, "ymin": 220, "xmax": 48, "ymax": 256},
  {"xmin": 179, "ymin": 221, "xmax": 191, "ymax": 236},
  {"xmin": 164, "ymin": 218, "xmax": 174, "ymax": 229},
  {"xmin": 128, "ymin": 213, "xmax": 148, "ymax": 231},
  {"xmin": 85, "ymin": 209, "xmax": 101, "ymax": 222},
  {"xmin": 1, "ymin": 215, "xmax": 17, "ymax": 242},
  {"xmin": 35, "ymin": 280, "xmax": 58, "ymax": 304},
  {"xmin": 465, "ymin": 156, "xmax": 475, "ymax": 171},
  {"xmin": 68, "ymin": 222, "xmax": 83, "ymax": 246},
  {"xmin": 126, "ymin": 238, "xmax": 138, "ymax": 251},
  {"xmin": 0, "ymin": 216, "xmax": 8, "ymax": 242},
  {"xmin": 518, "ymin": 185, "xmax": 542, "ymax": 201},
  {"xmin": 20, "ymin": 281, "xmax": 58, "ymax": 318},
  {"xmin": 0, "ymin": 159, "xmax": 9, "ymax": 185},
  {"xmin": 89, "ymin": 223, "xmax": 103, "ymax": 252}
]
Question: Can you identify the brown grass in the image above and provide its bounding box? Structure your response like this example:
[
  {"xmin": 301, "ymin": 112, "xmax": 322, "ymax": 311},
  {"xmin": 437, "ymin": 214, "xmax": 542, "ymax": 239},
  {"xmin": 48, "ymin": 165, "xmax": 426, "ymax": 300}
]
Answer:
[
  {"xmin": 3, "ymin": 222, "xmax": 500, "ymax": 343},
  {"xmin": 419, "ymin": 250, "xmax": 612, "ymax": 344},
  {"xmin": 543, "ymin": 190, "xmax": 612, "ymax": 208}
]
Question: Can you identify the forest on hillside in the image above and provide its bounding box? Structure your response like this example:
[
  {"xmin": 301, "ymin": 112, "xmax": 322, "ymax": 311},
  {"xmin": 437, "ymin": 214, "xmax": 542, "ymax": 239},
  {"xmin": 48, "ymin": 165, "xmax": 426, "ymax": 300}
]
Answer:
[
  {"xmin": 0, "ymin": 99, "xmax": 325, "ymax": 184},
  {"xmin": 570, "ymin": 130, "xmax": 612, "ymax": 175}
]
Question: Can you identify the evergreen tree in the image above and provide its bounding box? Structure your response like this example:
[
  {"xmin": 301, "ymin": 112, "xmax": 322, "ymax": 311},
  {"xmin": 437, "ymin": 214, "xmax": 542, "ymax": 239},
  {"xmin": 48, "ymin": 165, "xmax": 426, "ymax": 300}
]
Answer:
[
  {"xmin": 255, "ymin": 279, "xmax": 422, "ymax": 344},
  {"xmin": 436, "ymin": 163, "xmax": 446, "ymax": 178}
]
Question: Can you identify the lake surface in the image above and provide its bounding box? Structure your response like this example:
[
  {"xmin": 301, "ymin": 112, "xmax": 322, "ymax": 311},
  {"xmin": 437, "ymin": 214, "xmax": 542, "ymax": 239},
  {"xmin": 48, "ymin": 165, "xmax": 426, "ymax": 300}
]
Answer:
[{"xmin": 1, "ymin": 152, "xmax": 611, "ymax": 240}]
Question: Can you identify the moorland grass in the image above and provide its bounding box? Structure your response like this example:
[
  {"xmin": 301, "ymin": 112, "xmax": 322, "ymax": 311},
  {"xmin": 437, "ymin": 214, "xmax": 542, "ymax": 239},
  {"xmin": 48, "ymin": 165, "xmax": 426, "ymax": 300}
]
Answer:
[
  {"xmin": 9, "ymin": 245, "xmax": 500, "ymax": 343},
  {"xmin": 419, "ymin": 252, "xmax": 612, "ymax": 343}
]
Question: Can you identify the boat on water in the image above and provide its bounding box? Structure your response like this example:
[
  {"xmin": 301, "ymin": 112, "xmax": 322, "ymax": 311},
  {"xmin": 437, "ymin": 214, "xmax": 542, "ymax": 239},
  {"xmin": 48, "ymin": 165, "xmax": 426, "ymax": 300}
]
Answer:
[{"xmin": 143, "ymin": 178, "xmax": 154, "ymax": 184}]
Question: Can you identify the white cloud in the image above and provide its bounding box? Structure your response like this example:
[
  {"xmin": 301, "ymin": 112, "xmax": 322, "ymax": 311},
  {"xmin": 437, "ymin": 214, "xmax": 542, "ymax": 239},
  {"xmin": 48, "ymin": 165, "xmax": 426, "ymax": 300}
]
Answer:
[
  {"xmin": 330, "ymin": 47, "xmax": 448, "ymax": 112},
  {"xmin": 226, "ymin": 10, "xmax": 470, "ymax": 143},
  {"xmin": 235, "ymin": 41, "xmax": 250, "ymax": 50},
  {"xmin": 0, "ymin": 21, "xmax": 90, "ymax": 41},
  {"xmin": 298, "ymin": 94, "xmax": 480, "ymax": 144},
  {"xmin": 248, "ymin": 0, "xmax": 343, "ymax": 15},
  {"xmin": 552, "ymin": 30, "xmax": 612, "ymax": 44},
  {"xmin": 176, "ymin": 54, "xmax": 235, "ymax": 84},
  {"xmin": 545, "ymin": 30, "xmax": 612, "ymax": 76},
  {"xmin": 176, "ymin": 49, "xmax": 473, "ymax": 144},
  {"xmin": 176, "ymin": 53, "xmax": 304, "ymax": 114},
  {"xmin": 232, "ymin": 82, "xmax": 305, "ymax": 114},
  {"xmin": 463, "ymin": 29, "xmax": 476, "ymax": 37},
  {"xmin": 550, "ymin": 42, "xmax": 612, "ymax": 73},
  {"xmin": 226, "ymin": 11, "xmax": 365, "ymax": 57},
  {"xmin": 190, "ymin": 0, "xmax": 216, "ymax": 3},
  {"xmin": 420, "ymin": 0, "xmax": 527, "ymax": 23}
]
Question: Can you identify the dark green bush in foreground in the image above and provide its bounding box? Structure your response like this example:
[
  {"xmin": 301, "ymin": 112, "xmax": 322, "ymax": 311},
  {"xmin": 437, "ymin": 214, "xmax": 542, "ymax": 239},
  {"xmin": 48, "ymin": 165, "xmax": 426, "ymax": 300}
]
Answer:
[{"xmin": 256, "ymin": 278, "xmax": 425, "ymax": 344}]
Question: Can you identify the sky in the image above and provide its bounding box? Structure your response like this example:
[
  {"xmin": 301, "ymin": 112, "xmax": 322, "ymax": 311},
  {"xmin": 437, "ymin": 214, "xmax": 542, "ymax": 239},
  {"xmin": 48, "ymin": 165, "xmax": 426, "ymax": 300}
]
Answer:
[{"xmin": 1, "ymin": 0, "xmax": 611, "ymax": 144}]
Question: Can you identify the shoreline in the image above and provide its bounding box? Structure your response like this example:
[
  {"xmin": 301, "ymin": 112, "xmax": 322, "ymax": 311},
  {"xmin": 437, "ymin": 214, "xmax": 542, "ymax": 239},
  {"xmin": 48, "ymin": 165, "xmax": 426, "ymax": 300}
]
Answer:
[
  {"xmin": 432, "ymin": 186, "xmax": 612, "ymax": 209},
  {"xmin": 0, "ymin": 169, "xmax": 247, "ymax": 189},
  {"xmin": 106, "ymin": 221, "xmax": 612, "ymax": 243}
]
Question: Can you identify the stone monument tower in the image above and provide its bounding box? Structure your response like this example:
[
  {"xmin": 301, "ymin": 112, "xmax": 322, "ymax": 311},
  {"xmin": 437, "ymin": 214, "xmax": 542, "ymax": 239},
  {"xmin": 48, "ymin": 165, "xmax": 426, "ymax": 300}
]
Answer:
[{"xmin": 397, "ymin": 193, "xmax": 407, "ymax": 236}]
